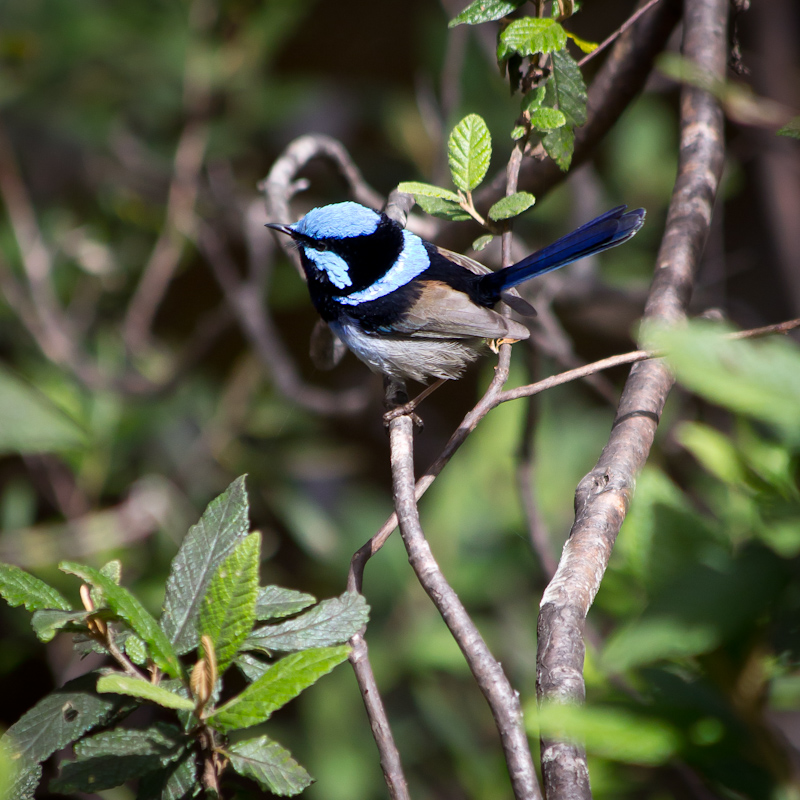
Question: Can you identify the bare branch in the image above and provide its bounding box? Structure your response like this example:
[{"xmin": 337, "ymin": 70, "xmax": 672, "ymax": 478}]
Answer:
[
  {"xmin": 389, "ymin": 413, "xmax": 542, "ymax": 800},
  {"xmin": 535, "ymin": 0, "xmax": 729, "ymax": 794},
  {"xmin": 348, "ymin": 632, "xmax": 410, "ymax": 800}
]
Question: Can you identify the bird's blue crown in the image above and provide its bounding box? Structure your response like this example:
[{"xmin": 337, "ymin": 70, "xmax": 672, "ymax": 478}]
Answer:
[{"xmin": 291, "ymin": 201, "xmax": 381, "ymax": 240}]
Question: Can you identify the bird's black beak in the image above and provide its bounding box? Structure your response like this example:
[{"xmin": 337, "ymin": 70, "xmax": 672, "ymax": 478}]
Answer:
[{"xmin": 265, "ymin": 222, "xmax": 295, "ymax": 237}]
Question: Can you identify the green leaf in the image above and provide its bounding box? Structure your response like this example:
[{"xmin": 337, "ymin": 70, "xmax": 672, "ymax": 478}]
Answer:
[
  {"xmin": 96, "ymin": 674, "xmax": 196, "ymax": 711},
  {"xmin": 51, "ymin": 725, "xmax": 185, "ymax": 794},
  {"xmin": 1, "ymin": 673, "xmax": 123, "ymax": 773},
  {"xmin": 472, "ymin": 234, "xmax": 494, "ymax": 252},
  {"xmin": 209, "ymin": 645, "xmax": 350, "ymax": 733},
  {"xmin": 448, "ymin": 114, "xmax": 492, "ymax": 192},
  {"xmin": 530, "ymin": 702, "xmax": 679, "ymax": 765},
  {"xmin": 0, "ymin": 364, "xmax": 86, "ymax": 454},
  {"xmin": 521, "ymin": 85, "xmax": 546, "ymax": 114},
  {"xmin": 199, "ymin": 532, "xmax": 260, "ymax": 672},
  {"xmin": 488, "ymin": 192, "xmax": 536, "ymax": 221},
  {"xmin": 245, "ymin": 592, "xmax": 369, "ymax": 653},
  {"xmin": 256, "ymin": 586, "xmax": 316, "ymax": 621},
  {"xmin": 60, "ymin": 562, "xmax": 182, "ymax": 678},
  {"xmin": 676, "ymin": 422, "xmax": 749, "ymax": 486},
  {"xmin": 6, "ymin": 762, "xmax": 40, "ymax": 800},
  {"xmin": 546, "ymin": 49, "xmax": 587, "ymax": 127},
  {"xmin": 531, "ymin": 106, "xmax": 567, "ymax": 131},
  {"xmin": 652, "ymin": 322, "xmax": 800, "ymax": 444},
  {"xmin": 497, "ymin": 18, "xmax": 567, "ymax": 61},
  {"xmin": 31, "ymin": 609, "xmax": 91, "ymax": 642},
  {"xmin": 543, "ymin": 125, "xmax": 575, "ymax": 170},
  {"xmin": 236, "ymin": 652, "xmax": 272, "ymax": 682},
  {"xmin": 0, "ymin": 563, "xmax": 71, "ymax": 611},
  {"xmin": 449, "ymin": 0, "xmax": 525, "ymax": 27},
  {"xmin": 511, "ymin": 125, "xmax": 527, "ymax": 140},
  {"xmin": 413, "ymin": 195, "xmax": 473, "ymax": 221},
  {"xmin": 125, "ymin": 632, "xmax": 148, "ymax": 665},
  {"xmin": 226, "ymin": 735, "xmax": 312, "ymax": 796},
  {"xmin": 396, "ymin": 181, "xmax": 461, "ymax": 203},
  {"xmin": 136, "ymin": 749, "xmax": 198, "ymax": 800},
  {"xmin": 777, "ymin": 116, "xmax": 800, "ymax": 139},
  {"xmin": 160, "ymin": 476, "xmax": 251, "ymax": 655}
]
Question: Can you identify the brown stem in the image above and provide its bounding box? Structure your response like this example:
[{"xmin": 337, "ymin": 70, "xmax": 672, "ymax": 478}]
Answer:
[
  {"xmin": 535, "ymin": 0, "xmax": 728, "ymax": 795},
  {"xmin": 389, "ymin": 413, "xmax": 542, "ymax": 800}
]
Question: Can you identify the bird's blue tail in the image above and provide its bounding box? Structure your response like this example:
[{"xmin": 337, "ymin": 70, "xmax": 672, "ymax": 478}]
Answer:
[{"xmin": 477, "ymin": 206, "xmax": 645, "ymax": 303}]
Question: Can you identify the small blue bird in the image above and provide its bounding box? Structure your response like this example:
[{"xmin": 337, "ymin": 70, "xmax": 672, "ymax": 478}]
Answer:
[{"xmin": 267, "ymin": 201, "xmax": 644, "ymax": 392}]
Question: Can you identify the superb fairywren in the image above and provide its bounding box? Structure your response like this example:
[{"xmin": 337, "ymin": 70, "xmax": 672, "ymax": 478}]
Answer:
[{"xmin": 267, "ymin": 201, "xmax": 644, "ymax": 389}]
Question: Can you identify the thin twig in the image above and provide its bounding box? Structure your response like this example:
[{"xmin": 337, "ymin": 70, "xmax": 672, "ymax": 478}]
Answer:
[
  {"xmin": 389, "ymin": 413, "xmax": 542, "ymax": 800},
  {"xmin": 577, "ymin": 0, "xmax": 664, "ymax": 67}
]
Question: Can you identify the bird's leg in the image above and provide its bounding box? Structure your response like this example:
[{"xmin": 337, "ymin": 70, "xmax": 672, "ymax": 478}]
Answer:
[{"xmin": 383, "ymin": 377, "xmax": 448, "ymax": 428}]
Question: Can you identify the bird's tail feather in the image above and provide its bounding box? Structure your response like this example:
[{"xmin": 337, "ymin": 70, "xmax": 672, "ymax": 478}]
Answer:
[{"xmin": 477, "ymin": 206, "xmax": 645, "ymax": 302}]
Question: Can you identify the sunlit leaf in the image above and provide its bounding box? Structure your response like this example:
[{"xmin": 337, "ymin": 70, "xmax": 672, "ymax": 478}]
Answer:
[
  {"xmin": 96, "ymin": 674, "xmax": 196, "ymax": 711},
  {"xmin": 449, "ymin": 0, "xmax": 525, "ymax": 27},
  {"xmin": 487, "ymin": 192, "xmax": 536, "ymax": 221},
  {"xmin": 448, "ymin": 114, "xmax": 492, "ymax": 192},
  {"xmin": 0, "ymin": 563, "xmax": 70, "ymax": 612},
  {"xmin": 497, "ymin": 18, "xmax": 567, "ymax": 61},
  {"xmin": 226, "ymin": 735, "xmax": 312, "ymax": 796}
]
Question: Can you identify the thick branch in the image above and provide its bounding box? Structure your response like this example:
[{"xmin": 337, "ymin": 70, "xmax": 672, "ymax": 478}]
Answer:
[{"xmin": 535, "ymin": 0, "xmax": 728, "ymax": 795}]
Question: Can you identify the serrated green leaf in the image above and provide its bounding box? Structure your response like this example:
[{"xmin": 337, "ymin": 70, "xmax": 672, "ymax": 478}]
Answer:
[
  {"xmin": 488, "ymin": 192, "xmax": 536, "ymax": 221},
  {"xmin": 199, "ymin": 532, "xmax": 260, "ymax": 673},
  {"xmin": 396, "ymin": 181, "xmax": 461, "ymax": 203},
  {"xmin": 226, "ymin": 735, "xmax": 312, "ymax": 796},
  {"xmin": 545, "ymin": 49, "xmax": 587, "ymax": 127},
  {"xmin": 246, "ymin": 592, "xmax": 369, "ymax": 653},
  {"xmin": 96, "ymin": 675, "xmax": 196, "ymax": 711},
  {"xmin": 521, "ymin": 85, "xmax": 546, "ymax": 114},
  {"xmin": 6, "ymin": 762, "xmax": 40, "ymax": 800},
  {"xmin": 413, "ymin": 195, "xmax": 472, "ymax": 221},
  {"xmin": 125, "ymin": 632, "xmax": 148, "ymax": 665},
  {"xmin": 209, "ymin": 645, "xmax": 350, "ymax": 733},
  {"xmin": 531, "ymin": 106, "xmax": 567, "ymax": 131},
  {"xmin": 448, "ymin": 114, "xmax": 492, "ymax": 192},
  {"xmin": 777, "ymin": 116, "xmax": 800, "ymax": 139},
  {"xmin": 472, "ymin": 234, "xmax": 494, "ymax": 252},
  {"xmin": 1, "ymin": 673, "xmax": 123, "ymax": 773},
  {"xmin": 449, "ymin": 0, "xmax": 525, "ymax": 27},
  {"xmin": 160, "ymin": 476, "xmax": 251, "ymax": 656},
  {"xmin": 236, "ymin": 652, "xmax": 272, "ymax": 682},
  {"xmin": 0, "ymin": 364, "xmax": 86, "ymax": 455},
  {"xmin": 136, "ymin": 750, "xmax": 198, "ymax": 800},
  {"xmin": 497, "ymin": 18, "xmax": 567, "ymax": 61},
  {"xmin": 51, "ymin": 723, "xmax": 187, "ymax": 794},
  {"xmin": 31, "ymin": 608, "xmax": 91, "ymax": 642},
  {"xmin": 0, "ymin": 563, "xmax": 71, "ymax": 611},
  {"xmin": 543, "ymin": 125, "xmax": 575, "ymax": 170},
  {"xmin": 92, "ymin": 559, "xmax": 122, "ymax": 608},
  {"xmin": 61, "ymin": 562, "xmax": 182, "ymax": 678},
  {"xmin": 256, "ymin": 586, "xmax": 316, "ymax": 621},
  {"xmin": 565, "ymin": 31, "xmax": 598, "ymax": 53}
]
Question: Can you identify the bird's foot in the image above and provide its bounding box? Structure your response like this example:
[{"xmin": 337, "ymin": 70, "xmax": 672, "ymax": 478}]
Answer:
[
  {"xmin": 383, "ymin": 403, "xmax": 425, "ymax": 430},
  {"xmin": 488, "ymin": 336, "xmax": 520, "ymax": 354}
]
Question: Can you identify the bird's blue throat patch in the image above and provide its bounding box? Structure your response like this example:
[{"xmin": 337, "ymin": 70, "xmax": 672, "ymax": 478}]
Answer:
[
  {"xmin": 304, "ymin": 249, "xmax": 353, "ymax": 290},
  {"xmin": 338, "ymin": 229, "xmax": 429, "ymax": 305},
  {"xmin": 292, "ymin": 202, "xmax": 381, "ymax": 240}
]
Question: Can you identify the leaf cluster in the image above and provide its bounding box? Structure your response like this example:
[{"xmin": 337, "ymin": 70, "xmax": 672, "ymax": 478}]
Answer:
[{"xmin": 0, "ymin": 476, "xmax": 368, "ymax": 799}]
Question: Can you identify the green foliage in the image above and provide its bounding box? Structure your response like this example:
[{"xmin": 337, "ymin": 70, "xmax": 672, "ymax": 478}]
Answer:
[
  {"xmin": 488, "ymin": 192, "xmax": 536, "ymax": 221},
  {"xmin": 449, "ymin": 0, "xmax": 526, "ymax": 27},
  {"xmin": 447, "ymin": 114, "xmax": 492, "ymax": 193},
  {"xmin": 496, "ymin": 18, "xmax": 568, "ymax": 62},
  {"xmin": 0, "ymin": 478, "xmax": 367, "ymax": 798},
  {"xmin": 778, "ymin": 116, "xmax": 800, "ymax": 138},
  {"xmin": 0, "ymin": 364, "xmax": 86, "ymax": 455}
]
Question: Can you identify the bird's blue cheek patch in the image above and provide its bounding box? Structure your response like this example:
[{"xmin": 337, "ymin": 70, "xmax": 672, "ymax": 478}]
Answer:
[
  {"xmin": 339, "ymin": 229, "xmax": 429, "ymax": 305},
  {"xmin": 304, "ymin": 249, "xmax": 353, "ymax": 290},
  {"xmin": 293, "ymin": 202, "xmax": 380, "ymax": 240}
]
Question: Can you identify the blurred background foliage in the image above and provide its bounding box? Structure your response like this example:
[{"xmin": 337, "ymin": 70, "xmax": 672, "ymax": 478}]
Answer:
[{"xmin": 0, "ymin": 0, "xmax": 799, "ymax": 798}]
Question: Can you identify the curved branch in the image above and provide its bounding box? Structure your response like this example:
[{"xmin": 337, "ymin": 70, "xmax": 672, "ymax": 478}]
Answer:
[{"xmin": 535, "ymin": 0, "xmax": 728, "ymax": 795}]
